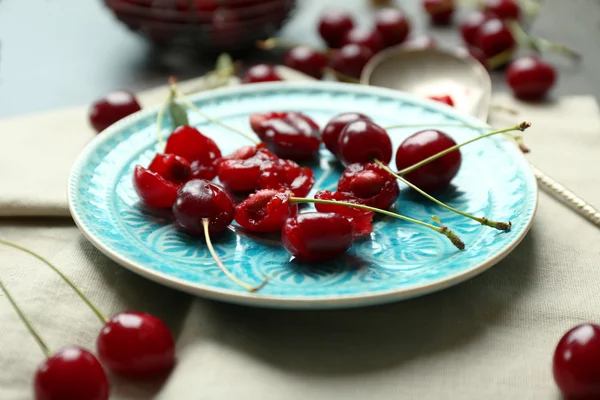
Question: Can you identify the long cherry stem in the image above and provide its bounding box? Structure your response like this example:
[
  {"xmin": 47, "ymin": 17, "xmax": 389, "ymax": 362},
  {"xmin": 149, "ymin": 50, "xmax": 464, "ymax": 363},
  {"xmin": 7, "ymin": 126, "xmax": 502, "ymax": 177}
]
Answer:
[
  {"xmin": 201, "ymin": 219, "xmax": 268, "ymax": 292},
  {"xmin": 289, "ymin": 197, "xmax": 465, "ymax": 250},
  {"xmin": 0, "ymin": 238, "xmax": 108, "ymax": 323},
  {"xmin": 373, "ymin": 160, "xmax": 512, "ymax": 231},
  {"xmin": 0, "ymin": 278, "xmax": 51, "ymax": 358}
]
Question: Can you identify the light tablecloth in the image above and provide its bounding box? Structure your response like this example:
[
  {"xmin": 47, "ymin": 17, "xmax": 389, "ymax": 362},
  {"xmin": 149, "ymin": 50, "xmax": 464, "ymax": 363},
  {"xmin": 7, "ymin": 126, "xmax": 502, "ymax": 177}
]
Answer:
[{"xmin": 1, "ymin": 67, "xmax": 599, "ymax": 399}]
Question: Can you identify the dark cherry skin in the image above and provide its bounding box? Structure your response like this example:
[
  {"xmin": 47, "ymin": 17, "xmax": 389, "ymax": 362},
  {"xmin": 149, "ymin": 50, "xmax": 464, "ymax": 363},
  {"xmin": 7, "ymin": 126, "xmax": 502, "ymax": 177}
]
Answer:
[
  {"xmin": 133, "ymin": 166, "xmax": 179, "ymax": 209},
  {"xmin": 553, "ymin": 323, "xmax": 600, "ymax": 399},
  {"xmin": 506, "ymin": 56, "xmax": 557, "ymax": 101},
  {"xmin": 314, "ymin": 190, "xmax": 374, "ymax": 237},
  {"xmin": 460, "ymin": 10, "xmax": 492, "ymax": 47},
  {"xmin": 34, "ymin": 346, "xmax": 110, "ymax": 400},
  {"xmin": 148, "ymin": 153, "xmax": 191, "ymax": 185},
  {"xmin": 395, "ymin": 129, "xmax": 461, "ymax": 193},
  {"xmin": 97, "ymin": 311, "xmax": 175, "ymax": 379},
  {"xmin": 249, "ymin": 112, "xmax": 321, "ymax": 161},
  {"xmin": 89, "ymin": 90, "xmax": 141, "ymax": 133},
  {"xmin": 281, "ymin": 212, "xmax": 353, "ymax": 262},
  {"xmin": 322, "ymin": 112, "xmax": 371, "ymax": 156},
  {"xmin": 375, "ymin": 8, "xmax": 410, "ymax": 47},
  {"xmin": 476, "ymin": 18, "xmax": 516, "ymax": 58},
  {"xmin": 172, "ymin": 179, "xmax": 236, "ymax": 236},
  {"xmin": 283, "ymin": 46, "xmax": 328, "ymax": 79},
  {"xmin": 423, "ymin": 0, "xmax": 455, "ymax": 25},
  {"xmin": 402, "ymin": 35, "xmax": 437, "ymax": 49},
  {"xmin": 217, "ymin": 145, "xmax": 278, "ymax": 193},
  {"xmin": 258, "ymin": 159, "xmax": 315, "ymax": 197},
  {"xmin": 235, "ymin": 189, "xmax": 292, "ymax": 233},
  {"xmin": 164, "ymin": 125, "xmax": 222, "ymax": 168},
  {"xmin": 338, "ymin": 119, "xmax": 393, "ymax": 165},
  {"xmin": 242, "ymin": 64, "xmax": 283, "ymax": 84},
  {"xmin": 331, "ymin": 44, "xmax": 374, "ymax": 80},
  {"xmin": 483, "ymin": 0, "xmax": 520, "ymax": 20},
  {"xmin": 342, "ymin": 28, "xmax": 385, "ymax": 54},
  {"xmin": 318, "ymin": 9, "xmax": 355, "ymax": 48},
  {"xmin": 458, "ymin": 46, "xmax": 490, "ymax": 70},
  {"xmin": 337, "ymin": 162, "xmax": 400, "ymax": 210}
]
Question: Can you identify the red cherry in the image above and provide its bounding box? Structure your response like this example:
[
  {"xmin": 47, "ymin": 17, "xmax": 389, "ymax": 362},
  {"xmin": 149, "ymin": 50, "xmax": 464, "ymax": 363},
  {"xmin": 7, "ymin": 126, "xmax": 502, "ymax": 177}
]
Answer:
[
  {"xmin": 318, "ymin": 10, "xmax": 355, "ymax": 48},
  {"xmin": 483, "ymin": 0, "xmax": 520, "ymax": 20},
  {"xmin": 148, "ymin": 153, "xmax": 192, "ymax": 185},
  {"xmin": 460, "ymin": 10, "xmax": 491, "ymax": 46},
  {"xmin": 337, "ymin": 119, "xmax": 393, "ymax": 165},
  {"xmin": 342, "ymin": 28, "xmax": 385, "ymax": 54},
  {"xmin": 428, "ymin": 94, "xmax": 455, "ymax": 106},
  {"xmin": 553, "ymin": 323, "xmax": 600, "ymax": 399},
  {"xmin": 423, "ymin": 0, "xmax": 455, "ymax": 25},
  {"xmin": 402, "ymin": 35, "xmax": 437, "ymax": 49},
  {"xmin": 34, "ymin": 346, "xmax": 109, "ymax": 400},
  {"xmin": 395, "ymin": 129, "xmax": 461, "ymax": 193},
  {"xmin": 217, "ymin": 146, "xmax": 278, "ymax": 192},
  {"xmin": 322, "ymin": 112, "xmax": 371, "ymax": 156},
  {"xmin": 234, "ymin": 189, "xmax": 292, "ymax": 233},
  {"xmin": 97, "ymin": 311, "xmax": 175, "ymax": 379},
  {"xmin": 173, "ymin": 179, "xmax": 236, "ymax": 236},
  {"xmin": 89, "ymin": 90, "xmax": 141, "ymax": 133},
  {"xmin": 164, "ymin": 125, "xmax": 222, "ymax": 167},
  {"xmin": 331, "ymin": 44, "xmax": 374, "ymax": 80},
  {"xmin": 314, "ymin": 190, "xmax": 374, "ymax": 237},
  {"xmin": 259, "ymin": 159, "xmax": 315, "ymax": 197},
  {"xmin": 506, "ymin": 56, "xmax": 557, "ymax": 101},
  {"xmin": 375, "ymin": 8, "xmax": 411, "ymax": 47},
  {"xmin": 283, "ymin": 46, "xmax": 328, "ymax": 79},
  {"xmin": 476, "ymin": 18, "xmax": 516, "ymax": 58},
  {"xmin": 281, "ymin": 212, "xmax": 353, "ymax": 262},
  {"xmin": 249, "ymin": 112, "xmax": 321, "ymax": 161},
  {"xmin": 337, "ymin": 162, "xmax": 400, "ymax": 210},
  {"xmin": 133, "ymin": 165, "xmax": 179, "ymax": 208},
  {"xmin": 242, "ymin": 64, "xmax": 283, "ymax": 84},
  {"xmin": 459, "ymin": 46, "xmax": 490, "ymax": 70},
  {"xmin": 190, "ymin": 158, "xmax": 219, "ymax": 181}
]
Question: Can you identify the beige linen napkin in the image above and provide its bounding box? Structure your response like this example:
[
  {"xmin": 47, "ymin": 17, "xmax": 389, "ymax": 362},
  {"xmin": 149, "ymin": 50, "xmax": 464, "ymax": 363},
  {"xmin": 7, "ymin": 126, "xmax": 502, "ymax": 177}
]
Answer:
[{"xmin": 1, "ymin": 69, "xmax": 600, "ymax": 399}]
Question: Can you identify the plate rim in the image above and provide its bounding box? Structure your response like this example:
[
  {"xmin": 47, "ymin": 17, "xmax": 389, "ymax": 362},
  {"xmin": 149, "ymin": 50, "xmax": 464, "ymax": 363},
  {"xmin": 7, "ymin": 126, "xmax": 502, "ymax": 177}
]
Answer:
[{"xmin": 68, "ymin": 81, "xmax": 538, "ymax": 309}]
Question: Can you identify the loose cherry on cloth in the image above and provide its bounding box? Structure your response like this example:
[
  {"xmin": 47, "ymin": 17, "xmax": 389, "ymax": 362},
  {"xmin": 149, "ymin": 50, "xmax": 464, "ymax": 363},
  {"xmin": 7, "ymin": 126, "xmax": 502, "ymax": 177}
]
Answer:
[
  {"xmin": 476, "ymin": 17, "xmax": 516, "ymax": 58},
  {"xmin": 318, "ymin": 9, "xmax": 355, "ymax": 48},
  {"xmin": 460, "ymin": 10, "xmax": 492, "ymax": 47},
  {"xmin": 342, "ymin": 27, "xmax": 385, "ymax": 54},
  {"xmin": 374, "ymin": 7, "xmax": 410, "ymax": 47},
  {"xmin": 321, "ymin": 112, "xmax": 372, "ymax": 156},
  {"xmin": 242, "ymin": 64, "xmax": 283, "ymax": 84},
  {"xmin": 88, "ymin": 90, "xmax": 141, "ymax": 133},
  {"xmin": 283, "ymin": 46, "xmax": 329, "ymax": 79},
  {"xmin": 506, "ymin": 56, "xmax": 557, "ymax": 101},
  {"xmin": 423, "ymin": 0, "xmax": 455, "ymax": 25},
  {"xmin": 330, "ymin": 44, "xmax": 374, "ymax": 80},
  {"xmin": 483, "ymin": 0, "xmax": 520, "ymax": 20}
]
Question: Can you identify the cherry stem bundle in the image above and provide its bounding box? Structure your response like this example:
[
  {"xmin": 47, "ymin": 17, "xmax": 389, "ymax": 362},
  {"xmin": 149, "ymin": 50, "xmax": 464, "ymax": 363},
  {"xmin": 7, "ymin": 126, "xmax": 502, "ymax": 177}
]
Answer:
[
  {"xmin": 0, "ymin": 238, "xmax": 108, "ymax": 324},
  {"xmin": 289, "ymin": 197, "xmax": 465, "ymax": 250},
  {"xmin": 201, "ymin": 219, "xmax": 269, "ymax": 292},
  {"xmin": 0, "ymin": 278, "xmax": 51, "ymax": 358}
]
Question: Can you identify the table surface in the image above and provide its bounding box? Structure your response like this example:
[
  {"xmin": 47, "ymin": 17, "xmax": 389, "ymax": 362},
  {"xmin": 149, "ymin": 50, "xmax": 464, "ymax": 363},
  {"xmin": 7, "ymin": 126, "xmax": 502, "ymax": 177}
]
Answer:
[{"xmin": 0, "ymin": 0, "xmax": 598, "ymax": 118}]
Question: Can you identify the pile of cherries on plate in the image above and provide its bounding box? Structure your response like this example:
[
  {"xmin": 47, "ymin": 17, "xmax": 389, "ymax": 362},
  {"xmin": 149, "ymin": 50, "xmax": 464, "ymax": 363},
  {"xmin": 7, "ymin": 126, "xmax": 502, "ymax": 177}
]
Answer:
[{"xmin": 245, "ymin": 0, "xmax": 574, "ymax": 102}]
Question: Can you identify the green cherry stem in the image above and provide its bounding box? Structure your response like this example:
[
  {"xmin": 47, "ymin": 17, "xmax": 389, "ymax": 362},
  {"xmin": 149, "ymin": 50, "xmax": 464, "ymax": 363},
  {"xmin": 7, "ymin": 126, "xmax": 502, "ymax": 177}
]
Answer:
[
  {"xmin": 0, "ymin": 278, "xmax": 51, "ymax": 358},
  {"xmin": 374, "ymin": 160, "xmax": 512, "ymax": 231},
  {"xmin": 0, "ymin": 238, "xmax": 108, "ymax": 324},
  {"xmin": 289, "ymin": 197, "xmax": 465, "ymax": 250},
  {"xmin": 201, "ymin": 219, "xmax": 269, "ymax": 292},
  {"xmin": 156, "ymin": 93, "xmax": 170, "ymax": 149}
]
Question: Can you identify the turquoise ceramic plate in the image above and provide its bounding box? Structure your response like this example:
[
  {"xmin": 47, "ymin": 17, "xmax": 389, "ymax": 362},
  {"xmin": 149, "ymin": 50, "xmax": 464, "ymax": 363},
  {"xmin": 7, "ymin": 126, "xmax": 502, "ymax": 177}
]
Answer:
[{"xmin": 68, "ymin": 82, "xmax": 537, "ymax": 309}]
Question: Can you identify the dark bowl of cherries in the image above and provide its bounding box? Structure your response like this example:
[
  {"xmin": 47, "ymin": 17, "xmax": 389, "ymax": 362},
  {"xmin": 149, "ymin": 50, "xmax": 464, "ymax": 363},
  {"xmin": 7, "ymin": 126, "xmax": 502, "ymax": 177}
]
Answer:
[{"xmin": 103, "ymin": 0, "xmax": 297, "ymax": 51}]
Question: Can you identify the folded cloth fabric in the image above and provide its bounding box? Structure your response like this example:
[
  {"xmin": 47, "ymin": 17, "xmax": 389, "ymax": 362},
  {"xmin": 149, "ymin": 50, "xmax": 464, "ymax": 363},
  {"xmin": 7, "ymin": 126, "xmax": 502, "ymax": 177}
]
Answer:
[{"xmin": 1, "ymin": 67, "xmax": 600, "ymax": 399}]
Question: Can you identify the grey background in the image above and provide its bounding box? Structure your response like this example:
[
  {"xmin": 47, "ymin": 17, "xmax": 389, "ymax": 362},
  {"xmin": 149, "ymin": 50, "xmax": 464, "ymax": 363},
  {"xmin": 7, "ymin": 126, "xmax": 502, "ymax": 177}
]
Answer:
[{"xmin": 0, "ymin": 0, "xmax": 598, "ymax": 118}]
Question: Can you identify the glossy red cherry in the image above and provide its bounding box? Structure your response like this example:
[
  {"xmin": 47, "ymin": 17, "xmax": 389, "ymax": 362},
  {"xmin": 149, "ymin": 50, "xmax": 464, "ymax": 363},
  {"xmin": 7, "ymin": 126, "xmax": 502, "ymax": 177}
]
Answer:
[
  {"xmin": 281, "ymin": 212, "xmax": 353, "ymax": 262},
  {"xmin": 89, "ymin": 90, "xmax": 141, "ymax": 133},
  {"xmin": 173, "ymin": 179, "xmax": 236, "ymax": 235},
  {"xmin": 258, "ymin": 159, "xmax": 315, "ymax": 197},
  {"xmin": 375, "ymin": 8, "xmax": 410, "ymax": 47},
  {"xmin": 476, "ymin": 18, "xmax": 516, "ymax": 58},
  {"xmin": 34, "ymin": 346, "xmax": 109, "ymax": 400},
  {"xmin": 342, "ymin": 28, "xmax": 385, "ymax": 54},
  {"xmin": 133, "ymin": 166, "xmax": 179, "ymax": 208},
  {"xmin": 338, "ymin": 119, "xmax": 393, "ymax": 165},
  {"xmin": 249, "ymin": 112, "xmax": 321, "ymax": 160},
  {"xmin": 553, "ymin": 323, "xmax": 600, "ymax": 399},
  {"xmin": 283, "ymin": 46, "xmax": 328, "ymax": 79},
  {"xmin": 337, "ymin": 162, "xmax": 400, "ymax": 210},
  {"xmin": 318, "ymin": 10, "xmax": 355, "ymax": 48},
  {"xmin": 423, "ymin": 0, "xmax": 455, "ymax": 25},
  {"xmin": 242, "ymin": 64, "xmax": 283, "ymax": 84},
  {"xmin": 460, "ymin": 10, "xmax": 491, "ymax": 46},
  {"xmin": 331, "ymin": 44, "xmax": 374, "ymax": 80},
  {"xmin": 483, "ymin": 0, "xmax": 520, "ymax": 20},
  {"xmin": 314, "ymin": 190, "xmax": 374, "ymax": 237},
  {"xmin": 402, "ymin": 35, "xmax": 437, "ymax": 49},
  {"xmin": 217, "ymin": 145, "xmax": 278, "ymax": 192},
  {"xmin": 164, "ymin": 125, "xmax": 222, "ymax": 167},
  {"xmin": 148, "ymin": 153, "xmax": 191, "ymax": 185},
  {"xmin": 97, "ymin": 311, "xmax": 175, "ymax": 379},
  {"xmin": 428, "ymin": 94, "xmax": 455, "ymax": 106},
  {"xmin": 235, "ymin": 189, "xmax": 292, "ymax": 233},
  {"xmin": 506, "ymin": 56, "xmax": 557, "ymax": 101},
  {"xmin": 322, "ymin": 112, "xmax": 371, "ymax": 156},
  {"xmin": 395, "ymin": 129, "xmax": 461, "ymax": 193}
]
